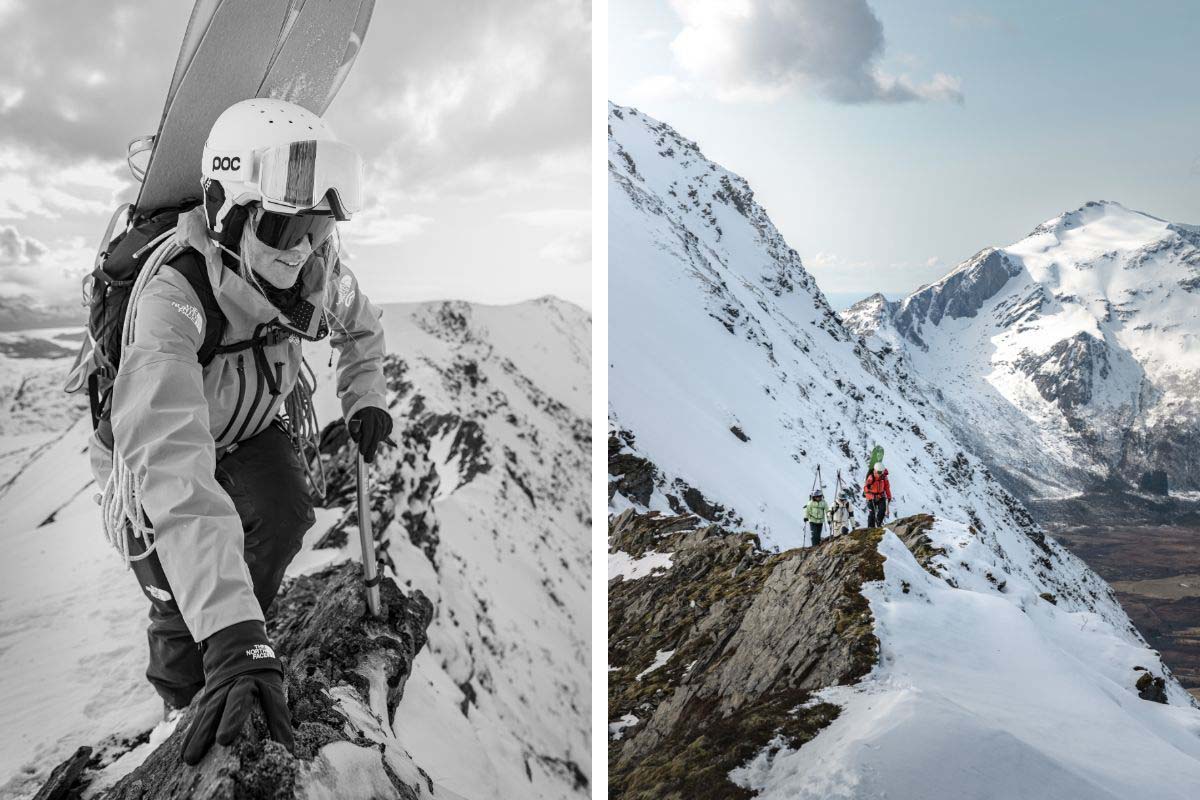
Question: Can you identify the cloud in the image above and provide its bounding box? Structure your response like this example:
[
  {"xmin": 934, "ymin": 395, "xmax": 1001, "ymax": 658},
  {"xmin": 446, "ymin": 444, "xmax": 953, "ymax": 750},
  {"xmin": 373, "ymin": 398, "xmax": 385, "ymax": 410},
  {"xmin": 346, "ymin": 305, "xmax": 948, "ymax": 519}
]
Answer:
[
  {"xmin": 501, "ymin": 207, "xmax": 590, "ymax": 267},
  {"xmin": 951, "ymin": 11, "xmax": 1016, "ymax": 32},
  {"xmin": 666, "ymin": 0, "xmax": 963, "ymax": 104},
  {"xmin": 538, "ymin": 229, "xmax": 590, "ymax": 266},
  {"xmin": 341, "ymin": 203, "xmax": 434, "ymax": 247},
  {"xmin": 0, "ymin": 1, "xmax": 183, "ymax": 159},
  {"xmin": 0, "ymin": 226, "xmax": 90, "ymax": 302},
  {"xmin": 0, "ymin": 144, "xmax": 124, "ymax": 220},
  {"xmin": 0, "ymin": 224, "xmax": 47, "ymax": 265},
  {"xmin": 627, "ymin": 74, "xmax": 690, "ymax": 106},
  {"xmin": 328, "ymin": 0, "xmax": 591, "ymax": 199},
  {"xmin": 0, "ymin": 1, "xmax": 592, "ymax": 308}
]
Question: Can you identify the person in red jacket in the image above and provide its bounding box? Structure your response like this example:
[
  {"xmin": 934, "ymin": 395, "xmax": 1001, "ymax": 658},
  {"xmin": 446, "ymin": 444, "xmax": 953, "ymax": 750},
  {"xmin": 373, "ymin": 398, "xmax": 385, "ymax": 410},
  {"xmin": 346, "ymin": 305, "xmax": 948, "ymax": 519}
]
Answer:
[{"xmin": 864, "ymin": 462, "xmax": 892, "ymax": 527}]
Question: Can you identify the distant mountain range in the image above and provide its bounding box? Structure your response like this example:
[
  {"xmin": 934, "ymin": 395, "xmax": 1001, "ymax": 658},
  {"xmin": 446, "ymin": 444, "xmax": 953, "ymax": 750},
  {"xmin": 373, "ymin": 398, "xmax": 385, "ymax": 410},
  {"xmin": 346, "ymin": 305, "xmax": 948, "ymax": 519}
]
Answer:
[
  {"xmin": 0, "ymin": 295, "xmax": 86, "ymax": 332},
  {"xmin": 843, "ymin": 200, "xmax": 1200, "ymax": 498}
]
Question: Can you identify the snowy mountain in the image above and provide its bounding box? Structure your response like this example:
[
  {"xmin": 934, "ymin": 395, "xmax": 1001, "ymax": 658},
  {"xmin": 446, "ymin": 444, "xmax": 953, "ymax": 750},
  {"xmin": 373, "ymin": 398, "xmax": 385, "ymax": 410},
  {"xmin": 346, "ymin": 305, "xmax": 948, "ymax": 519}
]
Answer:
[
  {"xmin": 0, "ymin": 297, "xmax": 590, "ymax": 800},
  {"xmin": 843, "ymin": 201, "xmax": 1200, "ymax": 498},
  {"xmin": 0, "ymin": 296, "xmax": 86, "ymax": 332},
  {"xmin": 607, "ymin": 103, "xmax": 1200, "ymax": 798}
]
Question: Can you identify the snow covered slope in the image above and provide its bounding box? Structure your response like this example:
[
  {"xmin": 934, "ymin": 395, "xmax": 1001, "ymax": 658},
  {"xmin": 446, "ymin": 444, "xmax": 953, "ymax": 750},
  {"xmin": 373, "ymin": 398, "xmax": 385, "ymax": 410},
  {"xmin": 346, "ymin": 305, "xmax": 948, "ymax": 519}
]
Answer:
[
  {"xmin": 0, "ymin": 297, "xmax": 590, "ymax": 800},
  {"xmin": 607, "ymin": 104, "xmax": 1200, "ymax": 798},
  {"xmin": 608, "ymin": 102, "xmax": 1034, "ymax": 549},
  {"xmin": 844, "ymin": 201, "xmax": 1200, "ymax": 497},
  {"xmin": 731, "ymin": 517, "xmax": 1200, "ymax": 800}
]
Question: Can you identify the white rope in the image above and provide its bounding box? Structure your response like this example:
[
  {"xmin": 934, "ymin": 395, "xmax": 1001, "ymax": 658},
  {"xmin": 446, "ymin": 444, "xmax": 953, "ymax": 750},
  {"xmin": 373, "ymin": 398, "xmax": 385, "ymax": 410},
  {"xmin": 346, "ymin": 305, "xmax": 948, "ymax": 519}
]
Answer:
[
  {"xmin": 283, "ymin": 358, "xmax": 327, "ymax": 500},
  {"xmin": 100, "ymin": 235, "xmax": 182, "ymax": 565}
]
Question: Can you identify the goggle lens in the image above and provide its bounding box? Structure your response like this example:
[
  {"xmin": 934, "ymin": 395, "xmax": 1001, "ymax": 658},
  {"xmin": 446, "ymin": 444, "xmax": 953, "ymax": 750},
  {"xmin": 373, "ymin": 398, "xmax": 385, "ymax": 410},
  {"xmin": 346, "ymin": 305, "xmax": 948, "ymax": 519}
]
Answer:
[{"xmin": 252, "ymin": 209, "xmax": 337, "ymax": 251}]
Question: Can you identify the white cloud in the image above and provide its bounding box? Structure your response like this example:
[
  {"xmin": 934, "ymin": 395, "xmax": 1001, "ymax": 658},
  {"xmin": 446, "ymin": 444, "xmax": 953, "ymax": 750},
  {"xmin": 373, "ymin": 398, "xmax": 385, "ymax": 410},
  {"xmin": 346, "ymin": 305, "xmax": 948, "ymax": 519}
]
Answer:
[
  {"xmin": 627, "ymin": 74, "xmax": 690, "ymax": 106},
  {"xmin": 0, "ymin": 0, "xmax": 592, "ymax": 308},
  {"xmin": 0, "ymin": 224, "xmax": 46, "ymax": 264},
  {"xmin": 341, "ymin": 205, "xmax": 433, "ymax": 247},
  {"xmin": 538, "ymin": 229, "xmax": 589, "ymax": 266},
  {"xmin": 0, "ymin": 144, "xmax": 122, "ymax": 220},
  {"xmin": 666, "ymin": 0, "xmax": 964, "ymax": 105},
  {"xmin": 0, "ymin": 229, "xmax": 90, "ymax": 302}
]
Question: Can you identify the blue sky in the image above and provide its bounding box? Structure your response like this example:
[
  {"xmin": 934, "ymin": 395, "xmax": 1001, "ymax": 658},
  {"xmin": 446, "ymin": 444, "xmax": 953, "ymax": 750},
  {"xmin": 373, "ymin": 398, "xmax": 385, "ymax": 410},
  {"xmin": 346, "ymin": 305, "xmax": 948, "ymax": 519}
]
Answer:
[
  {"xmin": 610, "ymin": 0, "xmax": 1200, "ymax": 308},
  {"xmin": 0, "ymin": 1, "xmax": 590, "ymax": 310}
]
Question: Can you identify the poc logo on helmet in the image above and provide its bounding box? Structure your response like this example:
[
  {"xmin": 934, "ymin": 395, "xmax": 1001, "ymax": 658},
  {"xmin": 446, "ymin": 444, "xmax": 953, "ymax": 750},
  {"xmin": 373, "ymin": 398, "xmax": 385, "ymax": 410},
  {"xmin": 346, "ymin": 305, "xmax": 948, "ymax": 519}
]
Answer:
[{"xmin": 211, "ymin": 156, "xmax": 241, "ymax": 171}]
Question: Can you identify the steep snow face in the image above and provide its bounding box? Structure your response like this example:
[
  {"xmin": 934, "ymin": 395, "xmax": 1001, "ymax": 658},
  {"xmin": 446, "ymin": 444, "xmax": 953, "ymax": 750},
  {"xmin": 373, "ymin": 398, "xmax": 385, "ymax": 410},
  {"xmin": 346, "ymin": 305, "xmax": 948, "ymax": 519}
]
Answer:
[
  {"xmin": 608, "ymin": 103, "xmax": 1037, "ymax": 549},
  {"xmin": 847, "ymin": 201, "xmax": 1200, "ymax": 496},
  {"xmin": 0, "ymin": 298, "xmax": 590, "ymax": 800},
  {"xmin": 732, "ymin": 519, "xmax": 1200, "ymax": 800}
]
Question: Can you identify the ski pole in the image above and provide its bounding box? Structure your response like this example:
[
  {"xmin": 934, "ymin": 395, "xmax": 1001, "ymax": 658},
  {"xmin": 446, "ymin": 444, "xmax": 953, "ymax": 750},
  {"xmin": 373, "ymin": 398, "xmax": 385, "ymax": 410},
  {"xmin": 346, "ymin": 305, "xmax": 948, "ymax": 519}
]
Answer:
[{"xmin": 350, "ymin": 422, "xmax": 382, "ymax": 618}]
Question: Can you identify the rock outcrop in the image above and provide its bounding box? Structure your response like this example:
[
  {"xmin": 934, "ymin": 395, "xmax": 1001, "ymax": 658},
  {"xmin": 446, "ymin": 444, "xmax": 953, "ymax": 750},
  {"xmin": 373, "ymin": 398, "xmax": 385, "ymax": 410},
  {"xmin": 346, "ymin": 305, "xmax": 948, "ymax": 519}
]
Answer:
[
  {"xmin": 608, "ymin": 509, "xmax": 941, "ymax": 800},
  {"xmin": 35, "ymin": 563, "xmax": 433, "ymax": 800}
]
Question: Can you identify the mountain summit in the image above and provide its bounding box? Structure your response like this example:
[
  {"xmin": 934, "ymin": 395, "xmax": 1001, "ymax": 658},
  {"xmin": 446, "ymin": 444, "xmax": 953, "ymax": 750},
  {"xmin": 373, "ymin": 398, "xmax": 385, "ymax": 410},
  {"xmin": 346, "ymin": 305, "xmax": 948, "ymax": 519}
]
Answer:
[{"xmin": 845, "ymin": 200, "xmax": 1200, "ymax": 496}]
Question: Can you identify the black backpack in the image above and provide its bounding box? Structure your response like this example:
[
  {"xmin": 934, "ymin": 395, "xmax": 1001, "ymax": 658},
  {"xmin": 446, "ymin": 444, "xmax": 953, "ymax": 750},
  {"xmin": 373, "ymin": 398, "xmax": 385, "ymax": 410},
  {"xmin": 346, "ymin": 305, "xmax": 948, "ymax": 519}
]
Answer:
[{"xmin": 79, "ymin": 203, "xmax": 228, "ymax": 433}]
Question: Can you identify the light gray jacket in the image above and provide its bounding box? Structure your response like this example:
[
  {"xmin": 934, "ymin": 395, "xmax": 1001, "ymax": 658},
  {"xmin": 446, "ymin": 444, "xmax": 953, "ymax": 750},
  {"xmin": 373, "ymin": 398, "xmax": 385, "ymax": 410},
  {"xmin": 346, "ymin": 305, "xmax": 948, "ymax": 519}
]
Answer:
[{"xmin": 89, "ymin": 240, "xmax": 387, "ymax": 641}]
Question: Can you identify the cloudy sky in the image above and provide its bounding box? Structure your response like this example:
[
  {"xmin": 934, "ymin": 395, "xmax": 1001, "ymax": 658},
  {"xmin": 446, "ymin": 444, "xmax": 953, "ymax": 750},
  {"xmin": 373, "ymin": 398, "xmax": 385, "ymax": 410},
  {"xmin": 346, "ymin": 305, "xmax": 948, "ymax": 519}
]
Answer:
[
  {"xmin": 0, "ymin": 0, "xmax": 591, "ymax": 310},
  {"xmin": 611, "ymin": 0, "xmax": 1200, "ymax": 308}
]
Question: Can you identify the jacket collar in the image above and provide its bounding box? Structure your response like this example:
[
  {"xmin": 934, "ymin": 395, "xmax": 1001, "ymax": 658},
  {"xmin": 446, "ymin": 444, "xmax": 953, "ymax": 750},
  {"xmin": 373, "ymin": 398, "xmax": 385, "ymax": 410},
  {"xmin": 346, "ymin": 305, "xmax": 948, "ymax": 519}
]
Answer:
[{"xmin": 199, "ymin": 243, "xmax": 332, "ymax": 339}]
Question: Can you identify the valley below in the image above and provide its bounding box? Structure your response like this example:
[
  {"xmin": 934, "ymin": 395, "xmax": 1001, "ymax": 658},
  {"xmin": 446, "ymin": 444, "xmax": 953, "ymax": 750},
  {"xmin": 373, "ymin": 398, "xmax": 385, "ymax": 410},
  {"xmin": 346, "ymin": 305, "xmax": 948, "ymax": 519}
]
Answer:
[{"xmin": 1033, "ymin": 494, "xmax": 1200, "ymax": 699}]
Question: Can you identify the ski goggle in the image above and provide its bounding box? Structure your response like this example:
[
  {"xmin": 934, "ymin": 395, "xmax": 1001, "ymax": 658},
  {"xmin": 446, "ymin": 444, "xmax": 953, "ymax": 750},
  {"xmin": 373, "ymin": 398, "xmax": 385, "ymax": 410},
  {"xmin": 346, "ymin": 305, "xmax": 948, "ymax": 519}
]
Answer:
[
  {"xmin": 257, "ymin": 139, "xmax": 364, "ymax": 220},
  {"xmin": 250, "ymin": 205, "xmax": 337, "ymax": 251}
]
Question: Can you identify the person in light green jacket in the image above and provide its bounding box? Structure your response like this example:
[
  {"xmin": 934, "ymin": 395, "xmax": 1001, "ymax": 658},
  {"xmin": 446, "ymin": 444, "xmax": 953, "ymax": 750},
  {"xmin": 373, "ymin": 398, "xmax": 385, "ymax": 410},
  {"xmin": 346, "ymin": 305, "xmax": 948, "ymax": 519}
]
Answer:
[{"xmin": 804, "ymin": 489, "xmax": 829, "ymax": 546}]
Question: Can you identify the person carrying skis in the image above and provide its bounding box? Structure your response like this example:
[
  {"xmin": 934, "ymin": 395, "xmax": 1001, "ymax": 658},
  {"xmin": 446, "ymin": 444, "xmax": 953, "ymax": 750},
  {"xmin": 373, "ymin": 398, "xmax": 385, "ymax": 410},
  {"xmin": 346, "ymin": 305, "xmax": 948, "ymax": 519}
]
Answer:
[
  {"xmin": 804, "ymin": 489, "xmax": 829, "ymax": 546},
  {"xmin": 864, "ymin": 462, "xmax": 892, "ymax": 527},
  {"xmin": 829, "ymin": 495, "xmax": 854, "ymax": 536},
  {"xmin": 87, "ymin": 99, "xmax": 392, "ymax": 765}
]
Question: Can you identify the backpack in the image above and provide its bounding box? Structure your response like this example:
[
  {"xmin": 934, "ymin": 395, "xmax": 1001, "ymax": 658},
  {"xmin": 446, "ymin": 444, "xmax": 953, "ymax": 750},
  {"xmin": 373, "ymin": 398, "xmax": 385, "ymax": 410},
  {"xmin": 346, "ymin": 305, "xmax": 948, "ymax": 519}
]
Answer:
[{"xmin": 66, "ymin": 203, "xmax": 228, "ymax": 434}]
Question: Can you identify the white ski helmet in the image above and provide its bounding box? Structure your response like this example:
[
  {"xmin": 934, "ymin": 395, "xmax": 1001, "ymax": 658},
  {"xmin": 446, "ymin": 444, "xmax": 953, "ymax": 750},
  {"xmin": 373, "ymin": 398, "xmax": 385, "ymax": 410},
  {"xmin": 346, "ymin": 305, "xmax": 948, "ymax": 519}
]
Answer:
[
  {"xmin": 201, "ymin": 98, "xmax": 363, "ymax": 236},
  {"xmin": 874, "ymin": 462, "xmax": 885, "ymax": 473}
]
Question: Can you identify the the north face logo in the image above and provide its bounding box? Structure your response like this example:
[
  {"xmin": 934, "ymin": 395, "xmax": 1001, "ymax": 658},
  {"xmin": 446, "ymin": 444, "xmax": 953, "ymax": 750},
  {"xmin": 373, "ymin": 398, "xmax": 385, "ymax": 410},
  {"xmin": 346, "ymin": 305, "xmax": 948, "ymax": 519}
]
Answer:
[
  {"xmin": 245, "ymin": 644, "xmax": 275, "ymax": 660},
  {"xmin": 171, "ymin": 302, "xmax": 203, "ymax": 334},
  {"xmin": 337, "ymin": 274, "xmax": 355, "ymax": 307}
]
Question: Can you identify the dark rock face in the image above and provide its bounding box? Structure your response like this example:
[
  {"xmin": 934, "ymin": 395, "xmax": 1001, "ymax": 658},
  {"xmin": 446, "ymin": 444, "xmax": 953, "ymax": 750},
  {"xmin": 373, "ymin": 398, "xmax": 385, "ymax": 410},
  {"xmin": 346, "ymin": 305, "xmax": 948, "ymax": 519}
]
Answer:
[
  {"xmin": 893, "ymin": 249, "xmax": 1021, "ymax": 348},
  {"xmin": 1017, "ymin": 331, "xmax": 1112, "ymax": 411},
  {"xmin": 1138, "ymin": 470, "xmax": 1170, "ymax": 496},
  {"xmin": 37, "ymin": 564, "xmax": 433, "ymax": 800},
  {"xmin": 608, "ymin": 510, "xmax": 944, "ymax": 799},
  {"xmin": 32, "ymin": 747, "xmax": 91, "ymax": 800},
  {"xmin": 609, "ymin": 432, "xmax": 657, "ymax": 507},
  {"xmin": 1135, "ymin": 670, "xmax": 1168, "ymax": 704}
]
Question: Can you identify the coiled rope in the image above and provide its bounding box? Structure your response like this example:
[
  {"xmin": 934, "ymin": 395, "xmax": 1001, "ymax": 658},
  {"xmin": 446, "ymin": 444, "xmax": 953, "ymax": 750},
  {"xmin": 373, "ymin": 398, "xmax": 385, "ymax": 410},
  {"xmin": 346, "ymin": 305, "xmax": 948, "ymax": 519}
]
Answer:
[
  {"xmin": 100, "ymin": 234, "xmax": 329, "ymax": 564},
  {"xmin": 101, "ymin": 232, "xmax": 179, "ymax": 564}
]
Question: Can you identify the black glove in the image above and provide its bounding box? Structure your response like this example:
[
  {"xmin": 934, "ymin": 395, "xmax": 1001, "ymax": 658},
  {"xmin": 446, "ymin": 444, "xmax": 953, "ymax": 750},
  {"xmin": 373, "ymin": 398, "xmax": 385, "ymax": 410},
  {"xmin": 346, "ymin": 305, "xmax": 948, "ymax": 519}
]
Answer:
[
  {"xmin": 181, "ymin": 620, "xmax": 293, "ymax": 765},
  {"xmin": 348, "ymin": 406, "xmax": 393, "ymax": 463}
]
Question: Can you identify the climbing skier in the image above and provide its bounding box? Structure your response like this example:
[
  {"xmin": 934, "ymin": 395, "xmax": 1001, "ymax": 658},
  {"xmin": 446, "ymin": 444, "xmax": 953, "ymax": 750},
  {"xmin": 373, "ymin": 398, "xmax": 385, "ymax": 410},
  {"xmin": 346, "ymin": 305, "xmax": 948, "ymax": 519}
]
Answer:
[
  {"xmin": 87, "ymin": 99, "xmax": 392, "ymax": 765},
  {"xmin": 829, "ymin": 494, "xmax": 854, "ymax": 536},
  {"xmin": 864, "ymin": 462, "xmax": 892, "ymax": 528},
  {"xmin": 804, "ymin": 489, "xmax": 829, "ymax": 546}
]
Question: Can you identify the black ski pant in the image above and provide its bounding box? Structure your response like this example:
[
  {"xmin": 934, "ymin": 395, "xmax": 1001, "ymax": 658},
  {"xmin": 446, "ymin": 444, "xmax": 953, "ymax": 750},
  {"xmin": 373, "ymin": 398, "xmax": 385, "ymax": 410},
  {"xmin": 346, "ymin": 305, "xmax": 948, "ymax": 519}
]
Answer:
[
  {"xmin": 126, "ymin": 423, "xmax": 315, "ymax": 709},
  {"xmin": 809, "ymin": 521, "xmax": 823, "ymax": 546},
  {"xmin": 867, "ymin": 497, "xmax": 888, "ymax": 528}
]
